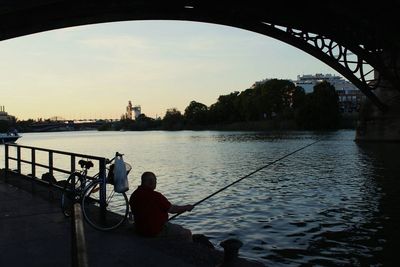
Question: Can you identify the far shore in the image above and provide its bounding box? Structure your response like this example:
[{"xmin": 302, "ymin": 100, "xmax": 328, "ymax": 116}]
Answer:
[{"xmin": 11, "ymin": 113, "xmax": 359, "ymax": 133}]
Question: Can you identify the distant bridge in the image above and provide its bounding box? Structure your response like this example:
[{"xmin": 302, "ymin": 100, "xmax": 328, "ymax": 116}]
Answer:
[
  {"xmin": 30, "ymin": 120, "xmax": 115, "ymax": 132},
  {"xmin": 1, "ymin": 1, "xmax": 400, "ymax": 140}
]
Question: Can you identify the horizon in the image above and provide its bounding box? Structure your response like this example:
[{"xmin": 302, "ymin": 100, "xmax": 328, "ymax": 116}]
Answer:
[
  {"xmin": 1, "ymin": 20, "xmax": 340, "ymax": 120},
  {"xmin": 1, "ymin": 74, "xmax": 341, "ymax": 122}
]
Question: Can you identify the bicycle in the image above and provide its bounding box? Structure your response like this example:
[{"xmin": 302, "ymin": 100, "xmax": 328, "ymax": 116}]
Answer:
[{"xmin": 61, "ymin": 152, "xmax": 132, "ymax": 231}]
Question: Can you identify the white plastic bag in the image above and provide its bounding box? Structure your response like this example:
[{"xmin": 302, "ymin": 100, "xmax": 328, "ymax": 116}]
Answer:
[{"xmin": 113, "ymin": 155, "xmax": 129, "ymax": 193}]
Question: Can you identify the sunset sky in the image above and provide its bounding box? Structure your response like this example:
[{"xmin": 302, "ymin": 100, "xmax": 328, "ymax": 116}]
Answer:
[{"xmin": 0, "ymin": 20, "xmax": 339, "ymax": 120}]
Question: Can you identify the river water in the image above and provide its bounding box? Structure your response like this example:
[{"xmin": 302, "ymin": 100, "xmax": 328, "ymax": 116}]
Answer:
[{"xmin": 1, "ymin": 130, "xmax": 399, "ymax": 266}]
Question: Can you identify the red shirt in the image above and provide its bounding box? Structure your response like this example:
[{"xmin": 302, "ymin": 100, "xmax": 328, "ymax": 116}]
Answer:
[{"xmin": 129, "ymin": 186, "xmax": 172, "ymax": 236}]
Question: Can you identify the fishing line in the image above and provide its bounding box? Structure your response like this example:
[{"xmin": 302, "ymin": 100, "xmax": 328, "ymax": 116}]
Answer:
[{"xmin": 169, "ymin": 139, "xmax": 321, "ymax": 221}]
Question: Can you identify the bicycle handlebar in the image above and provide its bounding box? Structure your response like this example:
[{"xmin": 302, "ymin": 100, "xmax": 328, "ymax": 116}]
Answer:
[{"xmin": 105, "ymin": 152, "xmax": 124, "ymax": 164}]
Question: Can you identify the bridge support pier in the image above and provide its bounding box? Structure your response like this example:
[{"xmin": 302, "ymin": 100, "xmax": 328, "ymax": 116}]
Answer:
[{"xmin": 356, "ymin": 56, "xmax": 400, "ymax": 141}]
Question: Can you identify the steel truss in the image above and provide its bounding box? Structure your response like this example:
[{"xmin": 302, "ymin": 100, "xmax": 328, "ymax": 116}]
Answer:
[
  {"xmin": 253, "ymin": 22, "xmax": 400, "ymax": 112},
  {"xmin": 1, "ymin": 1, "xmax": 399, "ymax": 113}
]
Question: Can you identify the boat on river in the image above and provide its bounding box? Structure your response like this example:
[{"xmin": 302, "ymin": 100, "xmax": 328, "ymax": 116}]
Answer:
[{"xmin": 0, "ymin": 132, "xmax": 21, "ymax": 144}]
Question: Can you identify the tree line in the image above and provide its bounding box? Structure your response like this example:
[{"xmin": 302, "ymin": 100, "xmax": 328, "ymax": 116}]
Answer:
[
  {"xmin": 107, "ymin": 79, "xmax": 341, "ymax": 131},
  {"xmin": 6, "ymin": 78, "xmax": 342, "ymax": 132}
]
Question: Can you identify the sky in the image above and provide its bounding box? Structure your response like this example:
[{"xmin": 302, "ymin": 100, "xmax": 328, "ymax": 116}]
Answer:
[{"xmin": 0, "ymin": 20, "xmax": 339, "ymax": 120}]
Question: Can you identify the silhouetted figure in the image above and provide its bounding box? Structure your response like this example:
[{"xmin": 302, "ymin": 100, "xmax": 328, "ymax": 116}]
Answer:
[{"xmin": 129, "ymin": 171, "xmax": 194, "ymax": 241}]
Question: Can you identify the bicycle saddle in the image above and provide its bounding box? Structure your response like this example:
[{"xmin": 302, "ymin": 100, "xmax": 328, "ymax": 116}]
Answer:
[{"xmin": 78, "ymin": 160, "xmax": 94, "ymax": 169}]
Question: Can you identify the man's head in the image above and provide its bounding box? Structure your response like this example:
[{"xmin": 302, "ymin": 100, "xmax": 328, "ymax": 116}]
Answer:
[{"xmin": 141, "ymin": 171, "xmax": 157, "ymax": 190}]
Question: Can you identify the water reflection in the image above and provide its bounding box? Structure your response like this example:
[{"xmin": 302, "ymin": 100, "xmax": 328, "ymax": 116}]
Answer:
[
  {"xmin": 355, "ymin": 142, "xmax": 400, "ymax": 266},
  {"xmin": 201, "ymin": 131, "xmax": 326, "ymax": 143},
  {"xmin": 178, "ymin": 132, "xmax": 395, "ymax": 266}
]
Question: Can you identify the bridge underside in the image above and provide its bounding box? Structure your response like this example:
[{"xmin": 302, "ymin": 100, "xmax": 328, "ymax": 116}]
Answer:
[
  {"xmin": 1, "ymin": 1, "xmax": 400, "ymax": 141},
  {"xmin": 356, "ymin": 53, "xmax": 400, "ymax": 142}
]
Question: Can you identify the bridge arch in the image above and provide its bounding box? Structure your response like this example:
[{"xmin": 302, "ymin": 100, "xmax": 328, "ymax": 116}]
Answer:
[{"xmin": 1, "ymin": 1, "xmax": 399, "ymax": 111}]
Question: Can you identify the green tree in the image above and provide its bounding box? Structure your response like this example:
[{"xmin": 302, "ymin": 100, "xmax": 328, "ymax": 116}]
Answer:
[
  {"xmin": 237, "ymin": 88, "xmax": 260, "ymax": 121},
  {"xmin": 291, "ymin": 86, "xmax": 306, "ymax": 119},
  {"xmin": 162, "ymin": 108, "xmax": 184, "ymax": 130},
  {"xmin": 292, "ymin": 86, "xmax": 306, "ymax": 110},
  {"xmin": 296, "ymin": 81, "xmax": 340, "ymax": 129},
  {"xmin": 209, "ymin": 91, "xmax": 240, "ymax": 123},
  {"xmin": 184, "ymin": 101, "xmax": 209, "ymax": 126},
  {"xmin": 135, "ymin": 114, "xmax": 161, "ymax": 130},
  {"xmin": 238, "ymin": 79, "xmax": 298, "ymax": 120},
  {"xmin": 260, "ymin": 79, "xmax": 297, "ymax": 118}
]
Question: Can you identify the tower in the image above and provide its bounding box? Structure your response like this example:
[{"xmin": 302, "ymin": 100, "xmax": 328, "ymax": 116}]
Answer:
[
  {"xmin": 126, "ymin": 100, "xmax": 141, "ymax": 120},
  {"xmin": 126, "ymin": 101, "xmax": 133, "ymax": 120}
]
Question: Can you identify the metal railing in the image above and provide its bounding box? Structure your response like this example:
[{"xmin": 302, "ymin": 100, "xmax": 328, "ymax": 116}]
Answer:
[
  {"xmin": 3, "ymin": 144, "xmax": 100, "ymax": 267},
  {"xmin": 3, "ymin": 143, "xmax": 108, "ymax": 206}
]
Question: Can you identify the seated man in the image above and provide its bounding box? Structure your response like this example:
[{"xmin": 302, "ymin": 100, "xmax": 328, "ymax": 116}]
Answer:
[{"xmin": 129, "ymin": 171, "xmax": 194, "ymax": 241}]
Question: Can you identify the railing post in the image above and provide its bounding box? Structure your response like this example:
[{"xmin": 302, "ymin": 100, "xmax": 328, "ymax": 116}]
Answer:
[
  {"xmin": 71, "ymin": 155, "xmax": 76, "ymax": 173},
  {"xmin": 17, "ymin": 146, "xmax": 21, "ymax": 174},
  {"xmin": 31, "ymin": 148, "xmax": 36, "ymax": 193},
  {"xmin": 31, "ymin": 148, "xmax": 36, "ymax": 178},
  {"xmin": 4, "ymin": 144, "xmax": 9, "ymax": 182},
  {"xmin": 70, "ymin": 155, "xmax": 76, "ymax": 196},
  {"xmin": 99, "ymin": 158, "xmax": 107, "ymax": 213},
  {"xmin": 49, "ymin": 151, "xmax": 53, "ymax": 175}
]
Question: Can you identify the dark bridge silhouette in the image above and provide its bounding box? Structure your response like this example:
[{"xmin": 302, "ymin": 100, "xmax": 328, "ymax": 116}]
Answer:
[
  {"xmin": 1, "ymin": 1, "xmax": 400, "ymax": 140},
  {"xmin": 29, "ymin": 120, "xmax": 109, "ymax": 132}
]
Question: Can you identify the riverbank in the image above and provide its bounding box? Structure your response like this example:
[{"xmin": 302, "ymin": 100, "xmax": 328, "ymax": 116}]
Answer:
[
  {"xmin": 97, "ymin": 113, "xmax": 359, "ymax": 132},
  {"xmin": 0, "ymin": 169, "xmax": 264, "ymax": 267},
  {"xmin": 10, "ymin": 113, "xmax": 359, "ymax": 133},
  {"xmin": 187, "ymin": 113, "xmax": 358, "ymax": 131}
]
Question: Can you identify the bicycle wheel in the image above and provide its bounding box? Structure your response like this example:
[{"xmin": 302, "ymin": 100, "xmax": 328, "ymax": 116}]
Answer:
[
  {"xmin": 82, "ymin": 180, "xmax": 129, "ymax": 231},
  {"xmin": 61, "ymin": 172, "xmax": 85, "ymax": 217}
]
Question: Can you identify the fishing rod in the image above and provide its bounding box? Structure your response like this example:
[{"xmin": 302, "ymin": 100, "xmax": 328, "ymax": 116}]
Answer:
[{"xmin": 169, "ymin": 139, "xmax": 320, "ymax": 221}]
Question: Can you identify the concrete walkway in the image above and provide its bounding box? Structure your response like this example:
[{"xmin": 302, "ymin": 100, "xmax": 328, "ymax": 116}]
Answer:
[
  {"xmin": 0, "ymin": 180, "xmax": 71, "ymax": 266},
  {"xmin": 0, "ymin": 171, "xmax": 264, "ymax": 267}
]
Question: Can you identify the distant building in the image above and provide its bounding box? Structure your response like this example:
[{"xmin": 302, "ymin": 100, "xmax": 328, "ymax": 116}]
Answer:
[
  {"xmin": 294, "ymin": 73, "xmax": 355, "ymax": 93},
  {"xmin": 251, "ymin": 74, "xmax": 364, "ymax": 113},
  {"xmin": 294, "ymin": 73, "xmax": 365, "ymax": 113},
  {"xmin": 0, "ymin": 106, "xmax": 16, "ymax": 121},
  {"xmin": 126, "ymin": 100, "xmax": 141, "ymax": 120},
  {"xmin": 132, "ymin": 105, "xmax": 141, "ymax": 119},
  {"xmin": 126, "ymin": 101, "xmax": 133, "ymax": 119}
]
